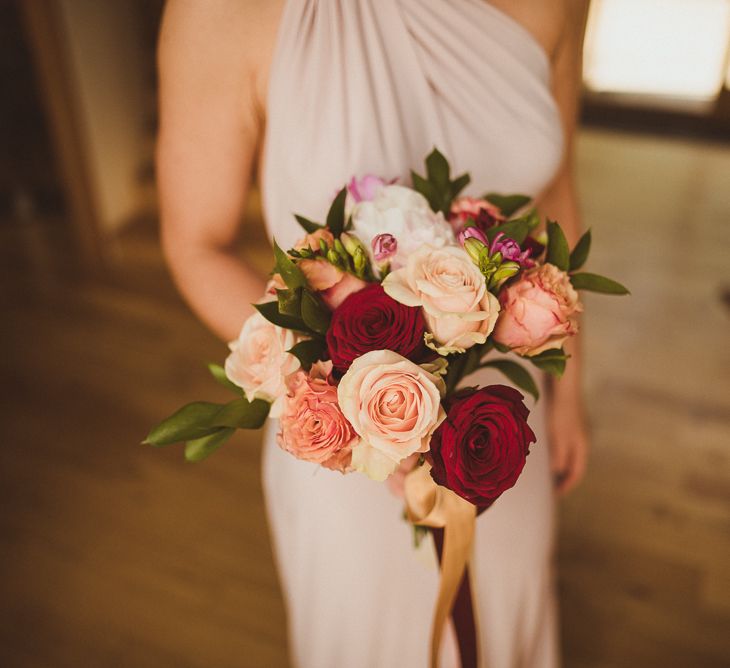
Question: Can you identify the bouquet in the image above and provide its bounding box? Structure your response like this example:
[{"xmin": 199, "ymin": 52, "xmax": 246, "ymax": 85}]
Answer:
[{"xmin": 145, "ymin": 149, "xmax": 627, "ymax": 666}]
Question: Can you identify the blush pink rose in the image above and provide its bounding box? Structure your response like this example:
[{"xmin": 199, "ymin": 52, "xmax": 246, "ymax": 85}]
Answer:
[
  {"xmin": 337, "ymin": 350, "xmax": 446, "ymax": 481},
  {"xmin": 298, "ymin": 259, "xmax": 368, "ymax": 310},
  {"xmin": 224, "ymin": 312, "xmax": 302, "ymax": 417},
  {"xmin": 448, "ymin": 197, "xmax": 504, "ymax": 235},
  {"xmin": 295, "ymin": 228, "xmax": 335, "ymax": 252},
  {"xmin": 277, "ymin": 361, "xmax": 358, "ymax": 473},
  {"xmin": 382, "ymin": 245, "xmax": 500, "ymax": 354},
  {"xmin": 493, "ymin": 263, "xmax": 583, "ymax": 356}
]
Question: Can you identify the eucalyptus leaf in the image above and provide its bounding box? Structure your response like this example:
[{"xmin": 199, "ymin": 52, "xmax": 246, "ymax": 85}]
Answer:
[
  {"xmin": 450, "ymin": 173, "xmax": 471, "ymax": 199},
  {"xmin": 288, "ymin": 339, "xmax": 327, "ymax": 370},
  {"xmin": 411, "ymin": 171, "xmax": 438, "ymax": 211},
  {"xmin": 426, "ymin": 148, "xmax": 450, "ymax": 188},
  {"xmin": 185, "ymin": 427, "xmax": 235, "ymax": 462},
  {"xmin": 528, "ymin": 348, "xmax": 569, "ymax": 378},
  {"xmin": 254, "ymin": 300, "xmax": 307, "ymax": 331},
  {"xmin": 570, "ymin": 272, "xmax": 629, "ymax": 295},
  {"xmin": 479, "ymin": 359, "xmax": 539, "ymax": 400},
  {"xmin": 277, "ymin": 287, "xmax": 303, "ymax": 317},
  {"xmin": 493, "ymin": 340, "xmax": 512, "ymax": 354},
  {"xmin": 144, "ymin": 402, "xmax": 223, "ymax": 446},
  {"xmin": 294, "ymin": 214, "xmax": 322, "ymax": 234},
  {"xmin": 207, "ymin": 363, "xmax": 241, "ymax": 394},
  {"xmin": 486, "ymin": 218, "xmax": 530, "ymax": 244},
  {"xmin": 211, "ymin": 397, "xmax": 270, "ymax": 429},
  {"xmin": 326, "ymin": 187, "xmax": 348, "ymax": 237},
  {"xmin": 546, "ymin": 221, "xmax": 570, "ymax": 271},
  {"xmin": 484, "ymin": 193, "xmax": 531, "ymax": 217},
  {"xmin": 273, "ymin": 240, "xmax": 306, "ymax": 289},
  {"xmin": 301, "ymin": 290, "xmax": 331, "ymax": 335},
  {"xmin": 569, "ymin": 229, "xmax": 592, "ymax": 271}
]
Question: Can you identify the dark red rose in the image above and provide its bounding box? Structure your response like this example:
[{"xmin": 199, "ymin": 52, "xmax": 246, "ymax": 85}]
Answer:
[
  {"xmin": 326, "ymin": 283, "xmax": 427, "ymax": 374},
  {"xmin": 429, "ymin": 385, "xmax": 536, "ymax": 509}
]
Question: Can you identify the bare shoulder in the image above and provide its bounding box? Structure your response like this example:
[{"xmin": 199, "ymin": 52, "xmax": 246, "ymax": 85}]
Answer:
[{"xmin": 158, "ymin": 0, "xmax": 284, "ymax": 112}]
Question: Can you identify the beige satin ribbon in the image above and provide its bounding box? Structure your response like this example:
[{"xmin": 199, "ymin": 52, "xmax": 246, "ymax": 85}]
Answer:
[{"xmin": 404, "ymin": 463, "xmax": 477, "ymax": 668}]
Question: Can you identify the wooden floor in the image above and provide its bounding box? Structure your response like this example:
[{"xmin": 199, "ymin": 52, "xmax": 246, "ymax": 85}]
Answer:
[{"xmin": 1, "ymin": 128, "xmax": 729, "ymax": 667}]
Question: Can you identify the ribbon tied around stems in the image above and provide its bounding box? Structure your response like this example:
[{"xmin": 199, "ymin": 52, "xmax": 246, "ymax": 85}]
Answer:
[{"xmin": 404, "ymin": 463, "xmax": 478, "ymax": 668}]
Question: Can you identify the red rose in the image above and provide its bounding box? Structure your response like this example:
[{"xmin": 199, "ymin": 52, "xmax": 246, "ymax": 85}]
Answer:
[
  {"xmin": 429, "ymin": 386, "xmax": 536, "ymax": 509},
  {"xmin": 326, "ymin": 283, "xmax": 427, "ymax": 374}
]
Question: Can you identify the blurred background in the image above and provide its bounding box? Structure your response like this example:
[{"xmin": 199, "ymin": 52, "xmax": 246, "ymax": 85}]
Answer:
[{"xmin": 1, "ymin": 1, "xmax": 729, "ymax": 666}]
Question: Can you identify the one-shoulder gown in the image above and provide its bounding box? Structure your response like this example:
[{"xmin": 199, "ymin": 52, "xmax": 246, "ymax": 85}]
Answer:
[{"xmin": 260, "ymin": 2, "xmax": 564, "ymax": 666}]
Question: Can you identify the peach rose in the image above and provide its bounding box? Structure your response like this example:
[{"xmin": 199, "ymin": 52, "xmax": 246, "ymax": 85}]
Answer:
[
  {"xmin": 295, "ymin": 228, "xmax": 335, "ymax": 252},
  {"xmin": 277, "ymin": 361, "xmax": 358, "ymax": 473},
  {"xmin": 382, "ymin": 245, "xmax": 500, "ymax": 354},
  {"xmin": 224, "ymin": 312, "xmax": 302, "ymax": 417},
  {"xmin": 337, "ymin": 350, "xmax": 446, "ymax": 481},
  {"xmin": 493, "ymin": 263, "xmax": 583, "ymax": 356},
  {"xmin": 299, "ymin": 259, "xmax": 368, "ymax": 310}
]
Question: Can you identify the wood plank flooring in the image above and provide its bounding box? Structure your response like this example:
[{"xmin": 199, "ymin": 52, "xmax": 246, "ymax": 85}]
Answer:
[{"xmin": 1, "ymin": 128, "xmax": 728, "ymax": 667}]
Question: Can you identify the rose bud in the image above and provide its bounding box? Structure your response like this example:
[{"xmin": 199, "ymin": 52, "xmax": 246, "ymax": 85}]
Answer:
[
  {"xmin": 490, "ymin": 232, "xmax": 534, "ymax": 269},
  {"xmin": 371, "ymin": 233, "xmax": 398, "ymax": 261}
]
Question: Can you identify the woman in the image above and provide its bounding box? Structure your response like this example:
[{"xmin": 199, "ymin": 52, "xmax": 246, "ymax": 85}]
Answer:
[{"xmin": 156, "ymin": 1, "xmax": 590, "ymax": 666}]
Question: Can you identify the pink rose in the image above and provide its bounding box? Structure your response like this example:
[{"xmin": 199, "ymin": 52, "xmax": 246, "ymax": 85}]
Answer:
[
  {"xmin": 337, "ymin": 350, "xmax": 446, "ymax": 481},
  {"xmin": 493, "ymin": 264, "xmax": 583, "ymax": 356},
  {"xmin": 382, "ymin": 245, "xmax": 500, "ymax": 354},
  {"xmin": 224, "ymin": 313, "xmax": 302, "ymax": 417},
  {"xmin": 295, "ymin": 228, "xmax": 334, "ymax": 252},
  {"xmin": 299, "ymin": 259, "xmax": 368, "ymax": 310},
  {"xmin": 277, "ymin": 361, "xmax": 358, "ymax": 473},
  {"xmin": 448, "ymin": 196, "xmax": 504, "ymax": 235}
]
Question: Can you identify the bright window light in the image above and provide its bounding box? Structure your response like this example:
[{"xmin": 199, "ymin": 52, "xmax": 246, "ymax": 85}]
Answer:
[{"xmin": 584, "ymin": 0, "xmax": 730, "ymax": 100}]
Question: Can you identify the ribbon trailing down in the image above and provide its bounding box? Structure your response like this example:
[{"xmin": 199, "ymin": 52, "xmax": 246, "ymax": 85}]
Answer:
[{"xmin": 404, "ymin": 463, "xmax": 478, "ymax": 668}]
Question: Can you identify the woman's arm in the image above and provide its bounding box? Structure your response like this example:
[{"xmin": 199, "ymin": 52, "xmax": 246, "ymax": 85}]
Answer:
[
  {"xmin": 156, "ymin": 0, "xmax": 280, "ymax": 342},
  {"xmin": 538, "ymin": 0, "xmax": 591, "ymax": 495}
]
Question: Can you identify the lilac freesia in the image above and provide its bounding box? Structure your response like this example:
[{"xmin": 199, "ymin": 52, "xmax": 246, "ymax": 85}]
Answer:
[
  {"xmin": 490, "ymin": 232, "xmax": 534, "ymax": 268},
  {"xmin": 347, "ymin": 175, "xmax": 387, "ymax": 203},
  {"xmin": 372, "ymin": 233, "xmax": 398, "ymax": 261},
  {"xmin": 457, "ymin": 225, "xmax": 489, "ymax": 247}
]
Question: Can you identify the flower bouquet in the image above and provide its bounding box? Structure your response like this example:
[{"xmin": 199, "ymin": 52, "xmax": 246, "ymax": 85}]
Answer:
[{"xmin": 145, "ymin": 149, "xmax": 627, "ymax": 666}]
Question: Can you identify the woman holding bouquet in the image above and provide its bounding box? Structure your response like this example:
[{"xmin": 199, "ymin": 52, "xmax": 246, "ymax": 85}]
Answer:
[{"xmin": 156, "ymin": 1, "xmax": 590, "ymax": 666}]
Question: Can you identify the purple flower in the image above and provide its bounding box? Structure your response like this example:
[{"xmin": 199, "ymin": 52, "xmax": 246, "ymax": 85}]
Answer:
[
  {"xmin": 372, "ymin": 233, "xmax": 398, "ymax": 261},
  {"xmin": 347, "ymin": 175, "xmax": 387, "ymax": 203},
  {"xmin": 490, "ymin": 232, "xmax": 534, "ymax": 268},
  {"xmin": 457, "ymin": 225, "xmax": 489, "ymax": 247}
]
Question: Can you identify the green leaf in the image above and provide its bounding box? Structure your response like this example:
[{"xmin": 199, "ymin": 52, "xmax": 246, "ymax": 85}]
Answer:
[
  {"xmin": 569, "ymin": 229, "xmax": 592, "ymax": 271},
  {"xmin": 207, "ymin": 363, "xmax": 242, "ymax": 394},
  {"xmin": 273, "ymin": 240, "xmax": 306, "ymax": 289},
  {"xmin": 484, "ymin": 193, "xmax": 531, "ymax": 217},
  {"xmin": 493, "ymin": 340, "xmax": 511, "ymax": 354},
  {"xmin": 528, "ymin": 348, "xmax": 569, "ymax": 378},
  {"xmin": 254, "ymin": 300, "xmax": 307, "ymax": 331},
  {"xmin": 449, "ymin": 173, "xmax": 471, "ymax": 199},
  {"xmin": 211, "ymin": 397, "xmax": 270, "ymax": 429},
  {"xmin": 487, "ymin": 218, "xmax": 531, "ymax": 245},
  {"xmin": 326, "ymin": 187, "xmax": 348, "ymax": 237},
  {"xmin": 277, "ymin": 287, "xmax": 302, "ymax": 317},
  {"xmin": 411, "ymin": 171, "xmax": 438, "ymax": 210},
  {"xmin": 570, "ymin": 272, "xmax": 630, "ymax": 295},
  {"xmin": 185, "ymin": 427, "xmax": 235, "ymax": 462},
  {"xmin": 144, "ymin": 402, "xmax": 223, "ymax": 446},
  {"xmin": 479, "ymin": 359, "xmax": 539, "ymax": 400},
  {"xmin": 546, "ymin": 221, "xmax": 570, "ymax": 271},
  {"xmin": 294, "ymin": 214, "xmax": 322, "ymax": 234},
  {"xmin": 300, "ymin": 290, "xmax": 331, "ymax": 335},
  {"xmin": 426, "ymin": 148, "xmax": 450, "ymax": 188},
  {"xmin": 288, "ymin": 339, "xmax": 327, "ymax": 370}
]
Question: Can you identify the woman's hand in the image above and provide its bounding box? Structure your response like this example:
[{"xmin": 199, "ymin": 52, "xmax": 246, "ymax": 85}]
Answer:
[{"xmin": 546, "ymin": 392, "xmax": 589, "ymax": 496}]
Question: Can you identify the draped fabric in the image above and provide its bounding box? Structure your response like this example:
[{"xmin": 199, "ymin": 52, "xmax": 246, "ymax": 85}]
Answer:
[{"xmin": 260, "ymin": 2, "xmax": 563, "ymax": 666}]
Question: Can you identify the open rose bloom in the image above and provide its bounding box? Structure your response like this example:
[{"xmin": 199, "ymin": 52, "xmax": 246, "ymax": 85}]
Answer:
[{"xmin": 147, "ymin": 147, "xmax": 627, "ymax": 506}]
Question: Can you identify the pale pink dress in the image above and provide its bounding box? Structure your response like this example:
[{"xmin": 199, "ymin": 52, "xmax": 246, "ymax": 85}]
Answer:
[{"xmin": 260, "ymin": 2, "xmax": 564, "ymax": 666}]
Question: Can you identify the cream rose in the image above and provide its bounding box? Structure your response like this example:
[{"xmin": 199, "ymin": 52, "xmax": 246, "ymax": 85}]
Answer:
[
  {"xmin": 382, "ymin": 245, "xmax": 500, "ymax": 354},
  {"xmin": 493, "ymin": 263, "xmax": 583, "ymax": 356},
  {"xmin": 350, "ymin": 185, "xmax": 455, "ymax": 269},
  {"xmin": 337, "ymin": 350, "xmax": 446, "ymax": 481},
  {"xmin": 224, "ymin": 312, "xmax": 302, "ymax": 417}
]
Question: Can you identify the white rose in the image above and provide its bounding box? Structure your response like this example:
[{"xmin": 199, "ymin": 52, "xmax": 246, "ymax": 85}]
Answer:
[
  {"xmin": 350, "ymin": 185, "xmax": 455, "ymax": 269},
  {"xmin": 224, "ymin": 313, "xmax": 302, "ymax": 418},
  {"xmin": 383, "ymin": 245, "xmax": 500, "ymax": 354}
]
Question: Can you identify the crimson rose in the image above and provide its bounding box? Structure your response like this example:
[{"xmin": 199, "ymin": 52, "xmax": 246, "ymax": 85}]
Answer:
[
  {"xmin": 326, "ymin": 283, "xmax": 427, "ymax": 373},
  {"xmin": 429, "ymin": 385, "xmax": 536, "ymax": 509}
]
